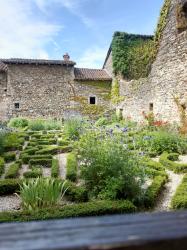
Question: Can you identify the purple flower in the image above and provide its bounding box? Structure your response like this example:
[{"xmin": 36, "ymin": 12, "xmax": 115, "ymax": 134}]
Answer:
[{"xmin": 122, "ymin": 127, "xmax": 128, "ymax": 133}]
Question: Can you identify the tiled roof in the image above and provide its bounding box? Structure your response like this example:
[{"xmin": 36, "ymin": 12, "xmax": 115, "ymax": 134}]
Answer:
[
  {"xmin": 0, "ymin": 58, "xmax": 76, "ymax": 66},
  {"xmin": 0, "ymin": 61, "xmax": 8, "ymax": 72},
  {"xmin": 74, "ymin": 68, "xmax": 112, "ymax": 81}
]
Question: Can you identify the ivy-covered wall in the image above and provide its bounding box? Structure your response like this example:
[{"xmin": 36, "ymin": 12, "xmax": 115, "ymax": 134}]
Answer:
[
  {"xmin": 110, "ymin": 0, "xmax": 172, "ymax": 80},
  {"xmin": 112, "ymin": 33, "xmax": 153, "ymax": 80}
]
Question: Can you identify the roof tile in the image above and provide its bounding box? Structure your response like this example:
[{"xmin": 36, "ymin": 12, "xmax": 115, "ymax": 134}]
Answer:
[{"xmin": 74, "ymin": 68, "xmax": 112, "ymax": 81}]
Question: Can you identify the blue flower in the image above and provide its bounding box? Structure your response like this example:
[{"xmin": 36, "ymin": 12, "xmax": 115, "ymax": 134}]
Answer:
[
  {"xmin": 143, "ymin": 136, "xmax": 152, "ymax": 141},
  {"xmin": 122, "ymin": 127, "xmax": 128, "ymax": 133}
]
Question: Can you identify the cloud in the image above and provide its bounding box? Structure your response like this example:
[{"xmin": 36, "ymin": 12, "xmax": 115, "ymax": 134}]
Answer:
[
  {"xmin": 34, "ymin": 0, "xmax": 94, "ymax": 28},
  {"xmin": 0, "ymin": 0, "xmax": 62, "ymax": 59},
  {"xmin": 78, "ymin": 46, "xmax": 108, "ymax": 68}
]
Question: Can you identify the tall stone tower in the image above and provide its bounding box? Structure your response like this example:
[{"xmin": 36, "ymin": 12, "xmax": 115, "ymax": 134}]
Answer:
[
  {"xmin": 148, "ymin": 0, "xmax": 187, "ymax": 122},
  {"xmin": 120, "ymin": 0, "xmax": 187, "ymax": 124}
]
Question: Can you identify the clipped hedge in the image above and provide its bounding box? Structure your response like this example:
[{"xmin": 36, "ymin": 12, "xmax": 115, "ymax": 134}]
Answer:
[
  {"xmin": 160, "ymin": 152, "xmax": 187, "ymax": 173},
  {"xmin": 21, "ymin": 154, "xmax": 53, "ymax": 164},
  {"xmin": 3, "ymin": 152, "xmax": 16, "ymax": 163},
  {"xmin": 23, "ymin": 167, "xmax": 42, "ymax": 179},
  {"xmin": 66, "ymin": 153, "xmax": 78, "ymax": 182},
  {"xmin": 29, "ymin": 158, "xmax": 52, "ymax": 168},
  {"xmin": 35, "ymin": 146, "xmax": 59, "ymax": 155},
  {"xmin": 144, "ymin": 175, "xmax": 167, "ymax": 208},
  {"xmin": 0, "ymin": 157, "xmax": 5, "ymax": 177},
  {"xmin": 5, "ymin": 160, "xmax": 22, "ymax": 179},
  {"xmin": 0, "ymin": 200, "xmax": 136, "ymax": 223},
  {"xmin": 0, "ymin": 179, "xmax": 21, "ymax": 195},
  {"xmin": 171, "ymin": 174, "xmax": 187, "ymax": 209},
  {"xmin": 51, "ymin": 159, "xmax": 59, "ymax": 178}
]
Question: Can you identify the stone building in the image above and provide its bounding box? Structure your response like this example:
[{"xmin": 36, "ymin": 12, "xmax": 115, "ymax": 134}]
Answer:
[
  {"xmin": 0, "ymin": 55, "xmax": 112, "ymax": 121},
  {"xmin": 103, "ymin": 0, "xmax": 187, "ymax": 124}
]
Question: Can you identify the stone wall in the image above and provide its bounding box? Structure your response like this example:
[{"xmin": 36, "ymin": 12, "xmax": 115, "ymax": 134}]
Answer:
[
  {"xmin": 103, "ymin": 51, "xmax": 113, "ymax": 77},
  {"xmin": 0, "ymin": 65, "xmax": 111, "ymax": 121},
  {"xmin": 118, "ymin": 0, "xmax": 187, "ymax": 124}
]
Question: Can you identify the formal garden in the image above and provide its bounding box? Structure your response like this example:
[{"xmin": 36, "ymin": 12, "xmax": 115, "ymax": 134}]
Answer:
[{"xmin": 0, "ymin": 114, "xmax": 187, "ymax": 222}]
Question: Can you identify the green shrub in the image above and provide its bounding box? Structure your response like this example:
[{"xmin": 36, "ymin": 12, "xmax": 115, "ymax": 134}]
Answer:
[
  {"xmin": 23, "ymin": 167, "xmax": 42, "ymax": 179},
  {"xmin": 8, "ymin": 118, "xmax": 28, "ymax": 129},
  {"xmin": 5, "ymin": 161, "xmax": 22, "ymax": 179},
  {"xmin": 0, "ymin": 157, "xmax": 5, "ymax": 177},
  {"xmin": 160, "ymin": 152, "xmax": 187, "ymax": 173},
  {"xmin": 64, "ymin": 118, "xmax": 82, "ymax": 140},
  {"xmin": 21, "ymin": 154, "xmax": 53, "ymax": 164},
  {"xmin": 21, "ymin": 147, "xmax": 39, "ymax": 156},
  {"xmin": 171, "ymin": 175, "xmax": 187, "ymax": 209},
  {"xmin": 95, "ymin": 117, "xmax": 108, "ymax": 126},
  {"xmin": 3, "ymin": 133, "xmax": 24, "ymax": 151},
  {"xmin": 78, "ymin": 132, "xmax": 146, "ymax": 201},
  {"xmin": 0, "ymin": 179, "xmax": 21, "ymax": 195},
  {"xmin": 51, "ymin": 159, "xmax": 59, "ymax": 178},
  {"xmin": 64, "ymin": 180, "xmax": 88, "ymax": 202},
  {"xmin": 66, "ymin": 153, "xmax": 78, "ymax": 182},
  {"xmin": 28, "ymin": 119, "xmax": 62, "ymax": 131},
  {"xmin": 28, "ymin": 120, "xmax": 45, "ymax": 131},
  {"xmin": 0, "ymin": 200, "xmax": 136, "ymax": 223},
  {"xmin": 58, "ymin": 139, "xmax": 69, "ymax": 146},
  {"xmin": 144, "ymin": 175, "xmax": 167, "ymax": 208},
  {"xmin": 19, "ymin": 178, "xmax": 67, "ymax": 211},
  {"xmin": 35, "ymin": 146, "xmax": 59, "ymax": 155},
  {"xmin": 3, "ymin": 152, "xmax": 16, "ymax": 163},
  {"xmin": 29, "ymin": 159, "xmax": 52, "ymax": 168}
]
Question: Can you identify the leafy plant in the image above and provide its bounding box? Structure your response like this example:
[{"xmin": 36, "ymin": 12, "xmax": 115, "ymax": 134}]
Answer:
[
  {"xmin": 64, "ymin": 118, "xmax": 82, "ymax": 140},
  {"xmin": 8, "ymin": 118, "xmax": 28, "ymax": 129},
  {"xmin": 78, "ymin": 131, "xmax": 146, "ymax": 201},
  {"xmin": 19, "ymin": 178, "xmax": 68, "ymax": 211}
]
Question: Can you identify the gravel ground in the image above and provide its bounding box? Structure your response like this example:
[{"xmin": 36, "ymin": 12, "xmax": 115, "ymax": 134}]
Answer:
[
  {"xmin": 154, "ymin": 170, "xmax": 184, "ymax": 212},
  {"xmin": 42, "ymin": 168, "xmax": 51, "ymax": 177},
  {"xmin": 19, "ymin": 164, "xmax": 29, "ymax": 178},
  {"xmin": 55, "ymin": 153, "xmax": 67, "ymax": 179},
  {"xmin": 0, "ymin": 195, "xmax": 21, "ymax": 212},
  {"xmin": 1, "ymin": 162, "xmax": 12, "ymax": 179}
]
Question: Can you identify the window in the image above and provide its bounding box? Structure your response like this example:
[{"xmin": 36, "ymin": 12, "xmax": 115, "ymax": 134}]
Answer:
[
  {"xmin": 149, "ymin": 103, "xmax": 153, "ymax": 111},
  {"xmin": 14, "ymin": 103, "xmax": 20, "ymax": 109},
  {"xmin": 89, "ymin": 96, "xmax": 96, "ymax": 105}
]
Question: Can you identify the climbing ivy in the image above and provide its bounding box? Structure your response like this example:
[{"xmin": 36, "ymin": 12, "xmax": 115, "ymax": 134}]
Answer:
[
  {"xmin": 112, "ymin": 33, "xmax": 153, "ymax": 80},
  {"xmin": 153, "ymin": 0, "xmax": 171, "ymax": 59},
  {"xmin": 111, "ymin": 79, "xmax": 124, "ymax": 104},
  {"xmin": 112, "ymin": 0, "xmax": 171, "ymax": 79}
]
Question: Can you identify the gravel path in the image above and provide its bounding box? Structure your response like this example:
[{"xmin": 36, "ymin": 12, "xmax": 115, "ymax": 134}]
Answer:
[
  {"xmin": 0, "ymin": 195, "xmax": 21, "ymax": 212},
  {"xmin": 19, "ymin": 165, "xmax": 29, "ymax": 178},
  {"xmin": 154, "ymin": 170, "xmax": 184, "ymax": 211},
  {"xmin": 42, "ymin": 168, "xmax": 51, "ymax": 177},
  {"xmin": 55, "ymin": 153, "xmax": 68, "ymax": 179},
  {"xmin": 1, "ymin": 162, "xmax": 12, "ymax": 179}
]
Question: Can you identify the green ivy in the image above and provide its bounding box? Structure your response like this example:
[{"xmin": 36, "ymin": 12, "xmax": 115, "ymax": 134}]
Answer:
[
  {"xmin": 111, "ymin": 0, "xmax": 171, "ymax": 80},
  {"xmin": 112, "ymin": 32, "xmax": 153, "ymax": 79},
  {"xmin": 111, "ymin": 79, "xmax": 124, "ymax": 104}
]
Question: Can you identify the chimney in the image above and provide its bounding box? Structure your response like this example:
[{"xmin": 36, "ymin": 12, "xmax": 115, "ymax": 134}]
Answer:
[{"xmin": 63, "ymin": 53, "xmax": 70, "ymax": 61}]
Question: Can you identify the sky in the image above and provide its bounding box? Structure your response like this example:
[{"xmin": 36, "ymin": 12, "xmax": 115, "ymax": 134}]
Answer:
[{"xmin": 0, "ymin": 0, "xmax": 164, "ymax": 69}]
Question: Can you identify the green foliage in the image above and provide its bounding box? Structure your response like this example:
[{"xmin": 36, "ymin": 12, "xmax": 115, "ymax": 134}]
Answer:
[
  {"xmin": 0, "ymin": 133, "xmax": 5, "ymax": 154},
  {"xmin": 144, "ymin": 175, "xmax": 167, "ymax": 208},
  {"xmin": 78, "ymin": 131, "xmax": 146, "ymax": 201},
  {"xmin": 0, "ymin": 179, "xmax": 21, "ymax": 195},
  {"xmin": 112, "ymin": 32, "xmax": 153, "ymax": 79},
  {"xmin": 137, "ymin": 131, "xmax": 187, "ymax": 155},
  {"xmin": 8, "ymin": 117, "xmax": 28, "ymax": 129},
  {"xmin": 3, "ymin": 152, "xmax": 16, "ymax": 163},
  {"xmin": 5, "ymin": 161, "xmax": 22, "ymax": 179},
  {"xmin": 160, "ymin": 152, "xmax": 187, "ymax": 173},
  {"xmin": 64, "ymin": 180, "xmax": 88, "ymax": 202},
  {"xmin": 111, "ymin": 79, "xmax": 124, "ymax": 104},
  {"xmin": 64, "ymin": 118, "xmax": 82, "ymax": 140},
  {"xmin": 95, "ymin": 117, "xmax": 109, "ymax": 127},
  {"xmin": 0, "ymin": 157, "xmax": 5, "ymax": 177},
  {"xmin": 35, "ymin": 145, "xmax": 59, "ymax": 155},
  {"xmin": 28, "ymin": 119, "xmax": 62, "ymax": 131},
  {"xmin": 23, "ymin": 167, "xmax": 42, "ymax": 179},
  {"xmin": 153, "ymin": 0, "xmax": 171, "ymax": 59},
  {"xmin": 0, "ymin": 200, "xmax": 136, "ymax": 223},
  {"xmin": 66, "ymin": 152, "xmax": 78, "ymax": 182},
  {"xmin": 29, "ymin": 158, "xmax": 52, "ymax": 168},
  {"xmin": 51, "ymin": 159, "xmax": 59, "ymax": 178},
  {"xmin": 19, "ymin": 178, "xmax": 68, "ymax": 211},
  {"xmin": 171, "ymin": 175, "xmax": 187, "ymax": 209},
  {"xmin": 3, "ymin": 133, "xmax": 24, "ymax": 151}
]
